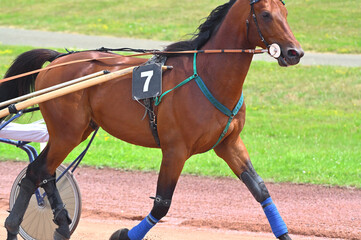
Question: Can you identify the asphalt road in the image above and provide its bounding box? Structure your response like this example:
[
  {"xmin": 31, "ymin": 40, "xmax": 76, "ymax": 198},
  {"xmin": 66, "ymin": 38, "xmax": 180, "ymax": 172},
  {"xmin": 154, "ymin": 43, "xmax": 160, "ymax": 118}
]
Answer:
[{"xmin": 0, "ymin": 27, "xmax": 360, "ymax": 67}]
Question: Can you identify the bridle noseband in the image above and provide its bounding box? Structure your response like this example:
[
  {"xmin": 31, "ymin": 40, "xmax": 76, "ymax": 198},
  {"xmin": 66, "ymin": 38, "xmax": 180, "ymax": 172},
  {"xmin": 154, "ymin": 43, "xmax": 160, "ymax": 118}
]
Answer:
[{"xmin": 247, "ymin": 0, "xmax": 285, "ymax": 49}]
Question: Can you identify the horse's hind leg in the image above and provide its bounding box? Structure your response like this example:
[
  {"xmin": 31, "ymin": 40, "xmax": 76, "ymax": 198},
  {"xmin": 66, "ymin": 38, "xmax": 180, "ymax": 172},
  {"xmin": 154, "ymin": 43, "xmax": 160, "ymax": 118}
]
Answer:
[
  {"xmin": 4, "ymin": 162, "xmax": 39, "ymax": 240},
  {"xmin": 4, "ymin": 146, "xmax": 53, "ymax": 240},
  {"xmin": 39, "ymin": 145, "xmax": 72, "ymax": 240},
  {"xmin": 214, "ymin": 135, "xmax": 291, "ymax": 240},
  {"xmin": 5, "ymin": 123, "xmax": 93, "ymax": 240},
  {"xmin": 5, "ymin": 142, "xmax": 72, "ymax": 240},
  {"xmin": 40, "ymin": 126, "xmax": 95, "ymax": 240},
  {"xmin": 41, "ymin": 174, "xmax": 72, "ymax": 240}
]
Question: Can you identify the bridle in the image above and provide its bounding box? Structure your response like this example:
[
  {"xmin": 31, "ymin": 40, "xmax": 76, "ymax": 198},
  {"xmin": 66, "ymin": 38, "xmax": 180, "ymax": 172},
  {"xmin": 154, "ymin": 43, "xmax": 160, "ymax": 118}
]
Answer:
[{"xmin": 247, "ymin": 0, "xmax": 285, "ymax": 49}]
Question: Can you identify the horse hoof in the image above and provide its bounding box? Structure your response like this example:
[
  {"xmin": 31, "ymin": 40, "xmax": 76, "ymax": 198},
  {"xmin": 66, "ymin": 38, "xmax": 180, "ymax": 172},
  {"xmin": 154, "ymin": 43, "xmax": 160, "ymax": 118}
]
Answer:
[
  {"xmin": 6, "ymin": 232, "xmax": 18, "ymax": 240},
  {"xmin": 278, "ymin": 233, "xmax": 292, "ymax": 240},
  {"xmin": 109, "ymin": 228, "xmax": 130, "ymax": 240},
  {"xmin": 5, "ymin": 219, "xmax": 19, "ymax": 240},
  {"xmin": 54, "ymin": 230, "xmax": 70, "ymax": 240}
]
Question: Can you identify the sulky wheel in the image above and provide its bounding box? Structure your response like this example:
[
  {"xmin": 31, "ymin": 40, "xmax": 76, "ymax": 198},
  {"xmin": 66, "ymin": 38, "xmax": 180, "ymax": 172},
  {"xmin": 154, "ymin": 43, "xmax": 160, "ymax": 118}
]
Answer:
[{"xmin": 9, "ymin": 164, "xmax": 81, "ymax": 240}]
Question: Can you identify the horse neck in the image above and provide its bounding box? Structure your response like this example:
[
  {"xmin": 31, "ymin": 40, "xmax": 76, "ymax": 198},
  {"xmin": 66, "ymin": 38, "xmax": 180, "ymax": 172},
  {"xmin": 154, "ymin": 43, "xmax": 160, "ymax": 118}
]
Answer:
[{"xmin": 196, "ymin": 0, "xmax": 254, "ymax": 108}]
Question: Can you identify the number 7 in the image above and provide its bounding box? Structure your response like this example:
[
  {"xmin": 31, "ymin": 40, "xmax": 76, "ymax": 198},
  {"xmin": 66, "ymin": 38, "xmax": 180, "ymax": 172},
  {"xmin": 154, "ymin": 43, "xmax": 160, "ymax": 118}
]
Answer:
[{"xmin": 141, "ymin": 70, "xmax": 154, "ymax": 92}]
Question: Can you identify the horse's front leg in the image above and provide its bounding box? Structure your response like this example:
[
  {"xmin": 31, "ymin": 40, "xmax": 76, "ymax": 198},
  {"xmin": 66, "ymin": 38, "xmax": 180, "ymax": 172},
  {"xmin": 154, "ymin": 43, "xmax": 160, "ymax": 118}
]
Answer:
[
  {"xmin": 110, "ymin": 148, "xmax": 187, "ymax": 240},
  {"xmin": 214, "ymin": 135, "xmax": 291, "ymax": 240}
]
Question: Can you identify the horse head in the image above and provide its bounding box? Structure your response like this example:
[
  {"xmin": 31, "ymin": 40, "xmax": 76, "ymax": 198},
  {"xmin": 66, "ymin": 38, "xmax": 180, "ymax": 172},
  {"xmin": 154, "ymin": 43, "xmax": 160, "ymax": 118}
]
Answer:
[{"xmin": 247, "ymin": 0, "xmax": 304, "ymax": 66}]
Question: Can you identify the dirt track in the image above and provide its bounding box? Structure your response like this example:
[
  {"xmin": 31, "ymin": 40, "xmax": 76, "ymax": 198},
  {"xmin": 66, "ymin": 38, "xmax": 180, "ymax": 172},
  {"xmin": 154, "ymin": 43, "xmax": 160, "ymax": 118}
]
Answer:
[{"xmin": 0, "ymin": 161, "xmax": 360, "ymax": 240}]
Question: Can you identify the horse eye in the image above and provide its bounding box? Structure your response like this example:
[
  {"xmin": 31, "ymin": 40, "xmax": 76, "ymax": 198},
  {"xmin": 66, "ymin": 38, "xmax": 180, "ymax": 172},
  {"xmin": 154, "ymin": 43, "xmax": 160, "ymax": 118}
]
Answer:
[{"xmin": 261, "ymin": 12, "xmax": 272, "ymax": 20}]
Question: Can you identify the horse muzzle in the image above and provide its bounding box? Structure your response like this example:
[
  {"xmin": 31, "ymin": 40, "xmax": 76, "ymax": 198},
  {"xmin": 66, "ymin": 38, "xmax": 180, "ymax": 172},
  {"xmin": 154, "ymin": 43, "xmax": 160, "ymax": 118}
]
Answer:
[{"xmin": 277, "ymin": 46, "xmax": 304, "ymax": 67}]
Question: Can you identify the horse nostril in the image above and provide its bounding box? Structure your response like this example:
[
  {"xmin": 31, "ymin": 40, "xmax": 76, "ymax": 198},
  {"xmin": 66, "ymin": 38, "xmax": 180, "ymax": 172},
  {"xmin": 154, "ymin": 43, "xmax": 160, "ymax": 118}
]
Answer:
[
  {"xmin": 287, "ymin": 48, "xmax": 304, "ymax": 59},
  {"xmin": 288, "ymin": 49, "xmax": 299, "ymax": 58}
]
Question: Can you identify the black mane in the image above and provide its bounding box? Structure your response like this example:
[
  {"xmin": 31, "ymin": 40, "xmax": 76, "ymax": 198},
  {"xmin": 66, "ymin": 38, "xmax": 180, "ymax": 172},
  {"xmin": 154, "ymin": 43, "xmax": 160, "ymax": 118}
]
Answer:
[{"xmin": 165, "ymin": 0, "xmax": 237, "ymax": 55}]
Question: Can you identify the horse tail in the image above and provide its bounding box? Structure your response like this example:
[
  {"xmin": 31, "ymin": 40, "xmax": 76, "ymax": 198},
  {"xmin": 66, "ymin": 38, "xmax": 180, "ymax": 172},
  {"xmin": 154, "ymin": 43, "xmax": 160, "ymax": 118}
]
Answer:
[{"xmin": 0, "ymin": 49, "xmax": 61, "ymax": 120}]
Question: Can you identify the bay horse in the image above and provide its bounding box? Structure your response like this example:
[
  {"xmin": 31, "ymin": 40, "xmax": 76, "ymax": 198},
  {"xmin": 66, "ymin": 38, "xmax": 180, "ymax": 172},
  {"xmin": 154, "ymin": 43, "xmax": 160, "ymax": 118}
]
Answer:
[{"xmin": 1, "ymin": 0, "xmax": 303, "ymax": 239}]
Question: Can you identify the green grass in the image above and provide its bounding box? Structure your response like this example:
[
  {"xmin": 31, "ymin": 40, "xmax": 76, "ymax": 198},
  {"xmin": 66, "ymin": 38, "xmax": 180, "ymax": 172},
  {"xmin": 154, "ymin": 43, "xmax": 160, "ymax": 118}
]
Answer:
[
  {"xmin": 0, "ymin": 45, "xmax": 360, "ymax": 188},
  {"xmin": 288, "ymin": 0, "xmax": 361, "ymax": 53},
  {"xmin": 0, "ymin": 46, "xmax": 37, "ymax": 74},
  {"xmin": 0, "ymin": 0, "xmax": 360, "ymax": 53}
]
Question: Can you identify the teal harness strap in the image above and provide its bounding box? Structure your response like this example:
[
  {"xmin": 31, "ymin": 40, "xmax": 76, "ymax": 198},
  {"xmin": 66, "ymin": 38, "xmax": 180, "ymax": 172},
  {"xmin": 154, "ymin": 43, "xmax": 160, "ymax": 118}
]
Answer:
[
  {"xmin": 209, "ymin": 93, "xmax": 244, "ymax": 149},
  {"xmin": 155, "ymin": 52, "xmax": 244, "ymax": 149},
  {"xmin": 154, "ymin": 74, "xmax": 197, "ymax": 106}
]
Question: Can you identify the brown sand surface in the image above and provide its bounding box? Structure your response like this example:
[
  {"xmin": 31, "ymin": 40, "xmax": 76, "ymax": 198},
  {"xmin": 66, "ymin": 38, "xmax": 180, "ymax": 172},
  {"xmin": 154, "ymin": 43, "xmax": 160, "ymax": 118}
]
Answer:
[{"xmin": 0, "ymin": 161, "xmax": 360, "ymax": 240}]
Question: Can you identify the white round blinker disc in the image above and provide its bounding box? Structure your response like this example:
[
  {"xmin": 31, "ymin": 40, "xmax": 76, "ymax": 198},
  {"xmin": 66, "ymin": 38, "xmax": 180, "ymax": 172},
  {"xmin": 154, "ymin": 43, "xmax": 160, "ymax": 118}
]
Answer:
[{"xmin": 268, "ymin": 43, "xmax": 281, "ymax": 58}]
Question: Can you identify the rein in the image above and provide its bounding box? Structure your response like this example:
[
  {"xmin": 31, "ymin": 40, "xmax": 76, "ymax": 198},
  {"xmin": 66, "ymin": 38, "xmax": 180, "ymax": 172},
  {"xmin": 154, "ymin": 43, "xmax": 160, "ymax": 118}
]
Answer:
[{"xmin": 0, "ymin": 48, "xmax": 270, "ymax": 84}]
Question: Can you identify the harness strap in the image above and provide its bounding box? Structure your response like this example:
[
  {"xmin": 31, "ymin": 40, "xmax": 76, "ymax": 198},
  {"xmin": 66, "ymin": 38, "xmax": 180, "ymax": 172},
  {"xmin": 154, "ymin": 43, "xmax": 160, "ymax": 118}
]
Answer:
[
  {"xmin": 154, "ymin": 53, "xmax": 244, "ymax": 149},
  {"xmin": 250, "ymin": 4, "xmax": 269, "ymax": 48},
  {"xmin": 144, "ymin": 98, "xmax": 161, "ymax": 147},
  {"xmin": 154, "ymin": 74, "xmax": 196, "ymax": 106},
  {"xmin": 193, "ymin": 53, "xmax": 244, "ymax": 149}
]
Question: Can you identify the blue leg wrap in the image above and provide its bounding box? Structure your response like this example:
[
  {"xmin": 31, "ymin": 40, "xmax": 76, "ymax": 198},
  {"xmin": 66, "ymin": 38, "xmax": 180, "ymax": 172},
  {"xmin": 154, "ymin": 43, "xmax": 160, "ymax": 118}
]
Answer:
[
  {"xmin": 261, "ymin": 197, "xmax": 288, "ymax": 238},
  {"xmin": 127, "ymin": 213, "xmax": 159, "ymax": 240}
]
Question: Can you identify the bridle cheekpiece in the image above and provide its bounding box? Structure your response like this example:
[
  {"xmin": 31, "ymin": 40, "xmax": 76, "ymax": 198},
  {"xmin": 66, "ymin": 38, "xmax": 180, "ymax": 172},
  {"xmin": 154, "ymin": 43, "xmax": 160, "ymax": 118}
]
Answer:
[{"xmin": 247, "ymin": 0, "xmax": 285, "ymax": 58}]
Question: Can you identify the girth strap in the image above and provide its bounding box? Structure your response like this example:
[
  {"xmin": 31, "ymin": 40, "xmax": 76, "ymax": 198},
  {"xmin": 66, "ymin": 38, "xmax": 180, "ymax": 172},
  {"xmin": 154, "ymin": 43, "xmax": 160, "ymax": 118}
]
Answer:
[
  {"xmin": 144, "ymin": 98, "xmax": 161, "ymax": 147},
  {"xmin": 155, "ymin": 52, "xmax": 244, "ymax": 149}
]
